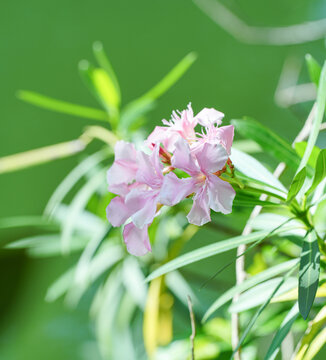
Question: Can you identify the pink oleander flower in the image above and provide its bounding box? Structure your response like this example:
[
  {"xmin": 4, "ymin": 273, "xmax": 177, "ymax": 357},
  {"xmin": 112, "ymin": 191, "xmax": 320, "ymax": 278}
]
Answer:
[
  {"xmin": 106, "ymin": 142, "xmax": 164, "ymax": 256},
  {"xmin": 107, "ymin": 104, "xmax": 236, "ymax": 256},
  {"xmin": 161, "ymin": 138, "xmax": 235, "ymax": 226}
]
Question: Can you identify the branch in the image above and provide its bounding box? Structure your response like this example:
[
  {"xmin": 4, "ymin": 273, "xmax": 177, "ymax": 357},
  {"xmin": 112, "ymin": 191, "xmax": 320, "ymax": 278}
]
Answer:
[
  {"xmin": 193, "ymin": 0, "xmax": 326, "ymax": 45},
  {"xmin": 187, "ymin": 295, "xmax": 196, "ymax": 360}
]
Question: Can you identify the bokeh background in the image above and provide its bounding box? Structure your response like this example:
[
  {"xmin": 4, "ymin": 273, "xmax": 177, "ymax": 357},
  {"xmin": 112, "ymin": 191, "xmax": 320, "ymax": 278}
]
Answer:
[{"xmin": 0, "ymin": 0, "xmax": 325, "ymax": 359}]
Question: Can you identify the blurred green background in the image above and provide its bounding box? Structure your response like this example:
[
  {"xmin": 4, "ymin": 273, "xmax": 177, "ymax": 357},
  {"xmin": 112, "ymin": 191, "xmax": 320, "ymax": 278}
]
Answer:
[{"xmin": 0, "ymin": 0, "xmax": 325, "ymax": 359}]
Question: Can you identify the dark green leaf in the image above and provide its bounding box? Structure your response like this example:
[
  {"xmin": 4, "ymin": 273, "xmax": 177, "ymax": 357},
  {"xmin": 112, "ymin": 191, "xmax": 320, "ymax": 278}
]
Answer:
[
  {"xmin": 299, "ymin": 231, "xmax": 320, "ymax": 319},
  {"xmin": 306, "ymin": 149, "xmax": 326, "ymax": 196},
  {"xmin": 264, "ymin": 303, "xmax": 299, "ymax": 360},
  {"xmin": 287, "ymin": 167, "xmax": 306, "ymax": 203},
  {"xmin": 231, "ymin": 118, "xmax": 300, "ymax": 171}
]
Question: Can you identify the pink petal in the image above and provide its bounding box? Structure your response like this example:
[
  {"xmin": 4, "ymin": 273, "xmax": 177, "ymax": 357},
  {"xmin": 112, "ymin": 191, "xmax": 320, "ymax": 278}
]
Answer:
[
  {"xmin": 218, "ymin": 125, "xmax": 234, "ymax": 155},
  {"xmin": 125, "ymin": 188, "xmax": 159, "ymax": 229},
  {"xmin": 106, "ymin": 196, "xmax": 132, "ymax": 227},
  {"xmin": 123, "ymin": 223, "xmax": 151, "ymax": 256},
  {"xmin": 171, "ymin": 138, "xmax": 200, "ymax": 176},
  {"xmin": 136, "ymin": 146, "xmax": 163, "ymax": 189},
  {"xmin": 196, "ymin": 108, "xmax": 224, "ymax": 127},
  {"xmin": 187, "ymin": 185, "xmax": 211, "ymax": 226},
  {"xmin": 195, "ymin": 143, "xmax": 228, "ymax": 175},
  {"xmin": 160, "ymin": 172, "xmax": 196, "ymax": 206},
  {"xmin": 107, "ymin": 141, "xmax": 138, "ymax": 189},
  {"xmin": 206, "ymin": 175, "xmax": 235, "ymax": 214}
]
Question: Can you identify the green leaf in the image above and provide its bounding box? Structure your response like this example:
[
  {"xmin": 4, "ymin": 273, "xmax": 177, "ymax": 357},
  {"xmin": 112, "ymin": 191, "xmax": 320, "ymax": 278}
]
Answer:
[
  {"xmin": 93, "ymin": 41, "xmax": 121, "ymax": 102},
  {"xmin": 306, "ymin": 149, "xmax": 326, "ymax": 196},
  {"xmin": 305, "ymin": 54, "xmax": 321, "ymax": 86},
  {"xmin": 229, "ymin": 277, "xmax": 297, "ymax": 313},
  {"xmin": 231, "ymin": 275, "xmax": 291, "ymax": 359},
  {"xmin": 17, "ymin": 90, "xmax": 109, "ymax": 121},
  {"xmin": 287, "ymin": 167, "xmax": 306, "ymax": 202},
  {"xmin": 203, "ymin": 259, "xmax": 299, "ymax": 322},
  {"xmin": 231, "ymin": 148, "xmax": 287, "ymax": 193},
  {"xmin": 298, "ymin": 61, "xmax": 326, "ymax": 172},
  {"xmin": 0, "ymin": 138, "xmax": 88, "ymax": 174},
  {"xmin": 231, "ymin": 118, "xmax": 300, "ymax": 171},
  {"xmin": 264, "ymin": 303, "xmax": 299, "ymax": 360},
  {"xmin": 234, "ymin": 195, "xmax": 280, "ymax": 208},
  {"xmin": 79, "ymin": 60, "xmax": 119, "ymax": 127},
  {"xmin": 145, "ymin": 226, "xmax": 296, "ymax": 282},
  {"xmin": 298, "ymin": 230, "xmax": 320, "ymax": 319},
  {"xmin": 294, "ymin": 141, "xmax": 320, "ymax": 168},
  {"xmin": 140, "ymin": 52, "xmax": 197, "ymax": 101},
  {"xmin": 44, "ymin": 149, "xmax": 111, "ymax": 217},
  {"xmin": 303, "ymin": 327, "xmax": 326, "ymax": 360},
  {"xmin": 61, "ymin": 169, "xmax": 106, "ymax": 254}
]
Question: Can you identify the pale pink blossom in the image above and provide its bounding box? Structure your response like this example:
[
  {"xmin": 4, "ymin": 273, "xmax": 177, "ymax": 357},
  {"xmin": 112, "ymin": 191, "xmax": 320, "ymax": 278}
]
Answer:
[{"xmin": 161, "ymin": 138, "xmax": 235, "ymax": 226}]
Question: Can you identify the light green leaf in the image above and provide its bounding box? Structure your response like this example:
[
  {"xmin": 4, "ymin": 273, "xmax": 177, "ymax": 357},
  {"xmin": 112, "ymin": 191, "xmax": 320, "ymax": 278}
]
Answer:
[
  {"xmin": 264, "ymin": 303, "xmax": 299, "ymax": 360},
  {"xmin": 298, "ymin": 230, "xmax": 320, "ymax": 319},
  {"xmin": 303, "ymin": 327, "xmax": 326, "ymax": 360},
  {"xmin": 294, "ymin": 141, "xmax": 320, "ymax": 169},
  {"xmin": 61, "ymin": 169, "xmax": 106, "ymax": 254},
  {"xmin": 0, "ymin": 138, "xmax": 88, "ymax": 174},
  {"xmin": 287, "ymin": 167, "xmax": 306, "ymax": 202},
  {"xmin": 44, "ymin": 149, "xmax": 111, "ymax": 217},
  {"xmin": 231, "ymin": 118, "xmax": 301, "ymax": 171},
  {"xmin": 305, "ymin": 54, "xmax": 321, "ymax": 87},
  {"xmin": 306, "ymin": 149, "xmax": 326, "ymax": 196},
  {"xmin": 0, "ymin": 216, "xmax": 57, "ymax": 231},
  {"xmin": 140, "ymin": 52, "xmax": 197, "ymax": 101},
  {"xmin": 17, "ymin": 90, "xmax": 109, "ymax": 121},
  {"xmin": 231, "ymin": 148, "xmax": 287, "ymax": 194},
  {"xmin": 202, "ymin": 259, "xmax": 299, "ymax": 322},
  {"xmin": 93, "ymin": 41, "xmax": 121, "ymax": 102},
  {"xmin": 298, "ymin": 61, "xmax": 326, "ymax": 172},
  {"xmin": 145, "ymin": 226, "xmax": 296, "ymax": 282},
  {"xmin": 229, "ymin": 277, "xmax": 297, "ymax": 313}
]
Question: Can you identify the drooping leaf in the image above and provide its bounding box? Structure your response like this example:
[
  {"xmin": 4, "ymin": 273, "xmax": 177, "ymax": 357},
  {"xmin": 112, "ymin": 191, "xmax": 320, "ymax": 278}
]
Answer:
[
  {"xmin": 44, "ymin": 149, "xmax": 111, "ymax": 217},
  {"xmin": 298, "ymin": 61, "xmax": 326, "ymax": 172},
  {"xmin": 298, "ymin": 230, "xmax": 320, "ymax": 319},
  {"xmin": 294, "ymin": 141, "xmax": 320, "ymax": 168},
  {"xmin": 231, "ymin": 148, "xmax": 287, "ymax": 194},
  {"xmin": 264, "ymin": 303, "xmax": 299, "ymax": 360},
  {"xmin": 306, "ymin": 149, "xmax": 326, "ymax": 196},
  {"xmin": 231, "ymin": 118, "xmax": 300, "ymax": 171},
  {"xmin": 305, "ymin": 54, "xmax": 321, "ymax": 87},
  {"xmin": 229, "ymin": 277, "xmax": 297, "ymax": 313},
  {"xmin": 17, "ymin": 90, "xmax": 109, "ymax": 121},
  {"xmin": 202, "ymin": 259, "xmax": 299, "ymax": 322},
  {"xmin": 0, "ymin": 138, "xmax": 88, "ymax": 174},
  {"xmin": 146, "ymin": 226, "xmax": 296, "ymax": 282},
  {"xmin": 287, "ymin": 167, "xmax": 306, "ymax": 203}
]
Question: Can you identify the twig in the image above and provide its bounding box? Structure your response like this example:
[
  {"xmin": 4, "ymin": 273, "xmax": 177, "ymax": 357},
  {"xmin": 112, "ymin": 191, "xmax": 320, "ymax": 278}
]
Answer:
[
  {"xmin": 187, "ymin": 295, "xmax": 196, "ymax": 360},
  {"xmin": 231, "ymin": 103, "xmax": 316, "ymax": 359},
  {"xmin": 193, "ymin": 0, "xmax": 326, "ymax": 45}
]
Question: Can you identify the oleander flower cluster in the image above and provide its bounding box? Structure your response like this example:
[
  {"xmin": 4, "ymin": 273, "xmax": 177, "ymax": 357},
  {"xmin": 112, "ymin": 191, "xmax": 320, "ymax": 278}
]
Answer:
[{"xmin": 106, "ymin": 104, "xmax": 236, "ymax": 256}]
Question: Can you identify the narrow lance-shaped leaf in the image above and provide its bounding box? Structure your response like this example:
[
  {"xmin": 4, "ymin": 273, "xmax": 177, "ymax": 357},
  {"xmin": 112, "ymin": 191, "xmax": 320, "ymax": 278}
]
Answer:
[
  {"xmin": 305, "ymin": 54, "xmax": 321, "ymax": 87},
  {"xmin": 298, "ymin": 61, "xmax": 326, "ymax": 172},
  {"xmin": 145, "ymin": 226, "xmax": 297, "ymax": 282},
  {"xmin": 299, "ymin": 230, "xmax": 320, "ymax": 319},
  {"xmin": 306, "ymin": 149, "xmax": 326, "ymax": 196},
  {"xmin": 0, "ymin": 138, "xmax": 88, "ymax": 174},
  {"xmin": 287, "ymin": 167, "xmax": 306, "ymax": 203},
  {"xmin": 17, "ymin": 90, "xmax": 109, "ymax": 121},
  {"xmin": 202, "ymin": 259, "xmax": 299, "ymax": 322},
  {"xmin": 231, "ymin": 118, "xmax": 301, "ymax": 171},
  {"xmin": 294, "ymin": 141, "xmax": 320, "ymax": 169},
  {"xmin": 264, "ymin": 303, "xmax": 299, "ymax": 360}
]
